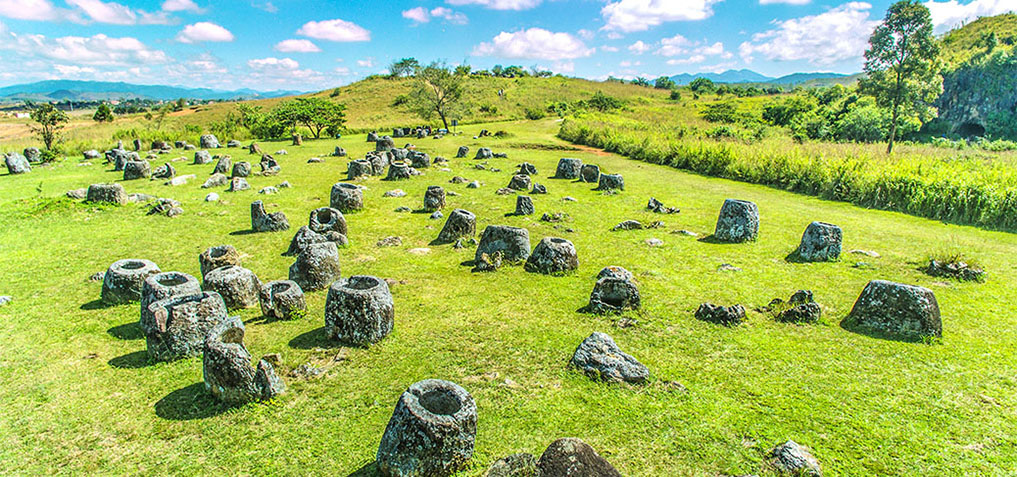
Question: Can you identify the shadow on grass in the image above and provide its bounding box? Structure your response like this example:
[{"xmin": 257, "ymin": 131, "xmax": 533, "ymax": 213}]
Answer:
[
  {"xmin": 289, "ymin": 327, "xmax": 366, "ymax": 350},
  {"xmin": 228, "ymin": 229, "xmax": 257, "ymax": 236},
  {"xmin": 838, "ymin": 316, "xmax": 926, "ymax": 344},
  {"xmin": 108, "ymin": 322, "xmax": 143, "ymax": 340},
  {"xmin": 347, "ymin": 461, "xmax": 380, "ymax": 476},
  {"xmin": 80, "ymin": 299, "xmax": 114, "ymax": 310},
  {"xmin": 156, "ymin": 382, "xmax": 230, "ymax": 420},
  {"xmin": 696, "ymin": 234, "xmax": 751, "ymax": 245},
  {"xmin": 108, "ymin": 350, "xmax": 152, "ymax": 369}
]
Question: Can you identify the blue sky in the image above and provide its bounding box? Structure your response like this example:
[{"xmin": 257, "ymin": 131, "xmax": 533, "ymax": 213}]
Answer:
[{"xmin": 0, "ymin": 0, "xmax": 1010, "ymax": 91}]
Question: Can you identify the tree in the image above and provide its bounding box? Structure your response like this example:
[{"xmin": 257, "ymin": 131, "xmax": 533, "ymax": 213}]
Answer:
[
  {"xmin": 654, "ymin": 76, "xmax": 676, "ymax": 90},
  {"xmin": 389, "ymin": 58, "xmax": 420, "ymax": 78},
  {"xmin": 632, "ymin": 77, "xmax": 651, "ymax": 87},
  {"xmin": 689, "ymin": 77, "xmax": 716, "ymax": 94},
  {"xmin": 406, "ymin": 61, "xmax": 467, "ymax": 130},
  {"xmin": 860, "ymin": 0, "xmax": 942, "ymax": 153},
  {"xmin": 93, "ymin": 103, "xmax": 114, "ymax": 123},
  {"xmin": 29, "ymin": 104, "xmax": 68, "ymax": 150},
  {"xmin": 272, "ymin": 97, "xmax": 346, "ymax": 139},
  {"xmin": 454, "ymin": 64, "xmax": 472, "ymax": 76}
]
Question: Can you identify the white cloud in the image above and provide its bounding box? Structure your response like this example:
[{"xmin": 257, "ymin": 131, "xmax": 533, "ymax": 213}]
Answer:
[
  {"xmin": 602, "ymin": 0, "xmax": 722, "ymax": 33},
  {"xmin": 473, "ymin": 28, "xmax": 594, "ymax": 60},
  {"xmin": 248, "ymin": 57, "xmax": 298, "ymax": 70},
  {"xmin": 577, "ymin": 29, "xmax": 595, "ymax": 40},
  {"xmin": 357, "ymin": 57, "xmax": 374, "ymax": 67},
  {"xmin": 297, "ymin": 18, "xmax": 371, "ymax": 42},
  {"xmin": 54, "ymin": 64, "xmax": 95, "ymax": 75},
  {"xmin": 654, "ymin": 34, "xmax": 731, "ymax": 62},
  {"xmin": 176, "ymin": 22, "xmax": 234, "ymax": 43},
  {"xmin": 251, "ymin": 1, "xmax": 276, "ymax": 13},
  {"xmin": 0, "ymin": 28, "xmax": 170, "ymax": 66},
  {"xmin": 246, "ymin": 56, "xmax": 325, "ymax": 85},
  {"xmin": 739, "ymin": 2, "xmax": 878, "ymax": 65},
  {"xmin": 0, "ymin": 0, "xmax": 66, "ymax": 21},
  {"xmin": 628, "ymin": 40, "xmax": 651, "ymax": 54},
  {"xmin": 601, "ymin": 45, "xmax": 619, "ymax": 52},
  {"xmin": 162, "ymin": 0, "xmax": 203, "ymax": 13},
  {"xmin": 926, "ymin": 0, "xmax": 1016, "ymax": 33},
  {"xmin": 274, "ymin": 39, "xmax": 321, "ymax": 53},
  {"xmin": 65, "ymin": 0, "xmax": 171, "ymax": 25},
  {"xmin": 402, "ymin": 6, "xmax": 430, "ymax": 22},
  {"xmin": 760, "ymin": 0, "xmax": 810, "ymax": 4},
  {"xmin": 402, "ymin": 6, "xmax": 468, "ymax": 24},
  {"xmin": 447, "ymin": 0, "xmax": 541, "ymax": 11}
]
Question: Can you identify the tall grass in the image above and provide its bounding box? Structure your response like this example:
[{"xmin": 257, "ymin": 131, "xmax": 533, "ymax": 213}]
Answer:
[{"xmin": 558, "ymin": 117, "xmax": 1017, "ymax": 230}]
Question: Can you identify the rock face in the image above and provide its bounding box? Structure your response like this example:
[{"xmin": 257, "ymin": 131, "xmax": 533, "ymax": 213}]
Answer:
[
  {"xmin": 325, "ymin": 275, "xmax": 393, "ymax": 345},
  {"xmin": 585, "ymin": 277, "xmax": 640, "ymax": 314},
  {"xmin": 514, "ymin": 195, "xmax": 535, "ymax": 216},
  {"xmin": 714, "ymin": 199, "xmax": 759, "ymax": 243},
  {"xmin": 202, "ymin": 265, "xmax": 261, "ymax": 310},
  {"xmin": 376, "ymin": 379, "xmax": 477, "ymax": 477},
  {"xmin": 769, "ymin": 440, "xmax": 822, "ymax": 477},
  {"xmin": 199, "ymin": 244, "xmax": 241, "ymax": 278},
  {"xmin": 285, "ymin": 226, "xmax": 348, "ymax": 257},
  {"xmin": 436, "ymin": 209, "xmax": 476, "ymax": 244},
  {"xmin": 596, "ymin": 174, "xmax": 624, "ymax": 191},
  {"xmin": 423, "ymin": 186, "xmax": 446, "ymax": 211},
  {"xmin": 330, "ymin": 183, "xmax": 364, "ymax": 212},
  {"xmin": 580, "ymin": 164, "xmax": 600, "ymax": 183},
  {"xmin": 199, "ymin": 134, "xmax": 220, "ymax": 149},
  {"xmin": 143, "ymin": 291, "xmax": 228, "ymax": 361},
  {"xmin": 123, "ymin": 160, "xmax": 151, "ymax": 180},
  {"xmin": 793, "ymin": 222, "xmax": 842, "ymax": 262},
  {"xmin": 203, "ymin": 316, "xmax": 285, "ymax": 405},
  {"xmin": 570, "ymin": 332, "xmax": 648, "ymax": 384},
  {"xmin": 938, "ymin": 58, "xmax": 1017, "ymax": 136},
  {"xmin": 86, "ymin": 183, "xmax": 127, "ymax": 205},
  {"xmin": 289, "ymin": 241, "xmax": 341, "ymax": 292},
  {"xmin": 4, "ymin": 152, "xmax": 30, "ymax": 174},
  {"xmin": 213, "ymin": 155, "xmax": 232, "ymax": 175},
  {"xmin": 475, "ymin": 147, "xmax": 493, "ymax": 160},
  {"xmin": 525, "ymin": 237, "xmax": 578, "ymax": 274},
  {"xmin": 259, "ymin": 280, "xmax": 306, "ymax": 320},
  {"xmin": 508, "ymin": 174, "xmax": 532, "ymax": 191},
  {"xmin": 538, "ymin": 438, "xmax": 621, "ymax": 477},
  {"xmin": 251, "ymin": 200, "xmax": 290, "ymax": 232},
  {"xmin": 194, "ymin": 150, "xmax": 212, "ymax": 164},
  {"xmin": 309, "ymin": 207, "xmax": 347, "ymax": 235},
  {"xmin": 475, "ymin": 225, "xmax": 531, "ymax": 263},
  {"xmin": 845, "ymin": 280, "xmax": 941, "ymax": 339},
  {"xmin": 695, "ymin": 303, "xmax": 746, "ymax": 326},
  {"xmin": 554, "ymin": 158, "xmax": 583, "ymax": 179},
  {"xmin": 101, "ymin": 259, "xmax": 161, "ymax": 305},
  {"xmin": 456, "ymin": 146, "xmax": 469, "ymax": 158},
  {"xmin": 139, "ymin": 272, "xmax": 201, "ymax": 323},
  {"xmin": 386, "ymin": 162, "xmax": 413, "ymax": 181}
]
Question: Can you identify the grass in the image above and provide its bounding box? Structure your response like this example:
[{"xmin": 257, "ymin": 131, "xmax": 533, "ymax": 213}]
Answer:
[{"xmin": 0, "ymin": 117, "xmax": 1016, "ymax": 475}]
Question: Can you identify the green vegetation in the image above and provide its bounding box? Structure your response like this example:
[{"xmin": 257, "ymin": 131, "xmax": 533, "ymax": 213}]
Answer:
[
  {"xmin": 940, "ymin": 13, "xmax": 1017, "ymax": 65},
  {"xmin": 29, "ymin": 103, "xmax": 69, "ymax": 150},
  {"xmin": 92, "ymin": 103, "xmax": 114, "ymax": 123},
  {"xmin": 406, "ymin": 61, "xmax": 468, "ymax": 129}
]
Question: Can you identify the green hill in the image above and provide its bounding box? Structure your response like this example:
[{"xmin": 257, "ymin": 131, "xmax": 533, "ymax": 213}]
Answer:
[{"xmin": 940, "ymin": 12, "xmax": 1017, "ymax": 66}]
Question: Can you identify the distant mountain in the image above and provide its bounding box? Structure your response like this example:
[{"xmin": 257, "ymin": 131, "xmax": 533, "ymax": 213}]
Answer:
[
  {"xmin": 0, "ymin": 80, "xmax": 304, "ymax": 102},
  {"xmin": 669, "ymin": 69, "xmax": 852, "ymax": 86}
]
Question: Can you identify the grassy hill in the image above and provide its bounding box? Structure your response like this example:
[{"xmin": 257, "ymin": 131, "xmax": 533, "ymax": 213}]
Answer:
[{"xmin": 940, "ymin": 12, "xmax": 1017, "ymax": 66}]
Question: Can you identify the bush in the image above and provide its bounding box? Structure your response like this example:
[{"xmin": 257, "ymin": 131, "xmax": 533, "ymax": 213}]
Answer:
[
  {"xmin": 479, "ymin": 104, "xmax": 498, "ymax": 115},
  {"xmin": 524, "ymin": 108, "xmax": 546, "ymax": 120},
  {"xmin": 986, "ymin": 110, "xmax": 1017, "ymax": 139},
  {"xmin": 701, "ymin": 102, "xmax": 739, "ymax": 123},
  {"xmin": 669, "ymin": 90, "xmax": 682, "ymax": 101},
  {"xmin": 833, "ymin": 106, "xmax": 887, "ymax": 142},
  {"xmin": 584, "ymin": 92, "xmax": 623, "ymax": 112},
  {"xmin": 391, "ymin": 95, "xmax": 409, "ymax": 107}
]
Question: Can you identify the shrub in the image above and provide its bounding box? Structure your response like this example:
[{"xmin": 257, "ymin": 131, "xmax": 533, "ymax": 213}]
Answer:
[
  {"xmin": 669, "ymin": 90, "xmax": 682, "ymax": 101},
  {"xmin": 524, "ymin": 108, "xmax": 546, "ymax": 120},
  {"xmin": 701, "ymin": 102, "xmax": 739, "ymax": 123}
]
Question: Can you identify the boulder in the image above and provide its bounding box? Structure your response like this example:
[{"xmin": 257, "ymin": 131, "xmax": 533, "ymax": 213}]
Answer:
[
  {"xmin": 330, "ymin": 182, "xmax": 364, "ymax": 212},
  {"xmin": 483, "ymin": 453, "xmax": 538, "ymax": 477},
  {"xmin": 202, "ymin": 265, "xmax": 261, "ymax": 310},
  {"xmin": 227, "ymin": 177, "xmax": 250, "ymax": 192},
  {"xmin": 260, "ymin": 155, "xmax": 280, "ymax": 175},
  {"xmin": 66, "ymin": 188, "xmax": 87, "ymax": 199},
  {"xmin": 770, "ymin": 290, "xmax": 822, "ymax": 324},
  {"xmin": 325, "ymin": 275, "xmax": 393, "ymax": 345},
  {"xmin": 123, "ymin": 160, "xmax": 151, "ymax": 180},
  {"xmin": 285, "ymin": 226, "xmax": 348, "ymax": 257},
  {"xmin": 436, "ymin": 209, "xmax": 477, "ymax": 244},
  {"xmin": 584, "ymin": 277, "xmax": 640, "ymax": 314},
  {"xmin": 86, "ymin": 183, "xmax": 127, "ymax": 205},
  {"xmin": 152, "ymin": 162, "xmax": 176, "ymax": 179},
  {"xmin": 231, "ymin": 161, "xmax": 252, "ymax": 178},
  {"xmin": 259, "ymin": 280, "xmax": 306, "ymax": 320},
  {"xmin": 333, "ymin": 146, "xmax": 347, "ymax": 157},
  {"xmin": 475, "ymin": 147, "xmax": 493, "ymax": 160},
  {"xmin": 376, "ymin": 379, "xmax": 477, "ymax": 477},
  {"xmin": 22, "ymin": 147, "xmax": 40, "ymax": 163},
  {"xmin": 570, "ymin": 332, "xmax": 648, "ymax": 384},
  {"xmin": 517, "ymin": 162, "xmax": 537, "ymax": 175},
  {"xmin": 385, "ymin": 162, "xmax": 413, "ymax": 181},
  {"xmin": 375, "ymin": 135, "xmax": 396, "ymax": 151},
  {"xmin": 538, "ymin": 438, "xmax": 621, "ymax": 477},
  {"xmin": 423, "ymin": 186, "xmax": 446, "ymax": 211},
  {"xmin": 531, "ymin": 183, "xmax": 547, "ymax": 195},
  {"xmin": 101, "ymin": 259, "xmax": 161, "ymax": 305},
  {"xmin": 194, "ymin": 150, "xmax": 213, "ymax": 164},
  {"xmin": 227, "ymin": 139, "xmax": 242, "ymax": 148},
  {"xmin": 367, "ymin": 152, "xmax": 389, "ymax": 175},
  {"xmin": 199, "ymin": 245, "xmax": 241, "ymax": 278},
  {"xmin": 612, "ymin": 220, "xmax": 643, "ymax": 231},
  {"xmin": 695, "ymin": 303, "xmax": 746, "ymax": 326},
  {"xmin": 146, "ymin": 198, "xmax": 182, "ymax": 217},
  {"xmin": 202, "ymin": 173, "xmax": 229, "ymax": 189},
  {"xmin": 132, "ymin": 139, "xmax": 142, "ymax": 151},
  {"xmin": 769, "ymin": 440, "xmax": 822, "ymax": 477},
  {"xmin": 456, "ymin": 146, "xmax": 469, "ymax": 158},
  {"xmin": 367, "ymin": 131, "xmax": 379, "ymax": 142},
  {"xmin": 579, "ymin": 164, "xmax": 600, "ymax": 183},
  {"xmin": 199, "ymin": 134, "xmax": 221, "ymax": 149},
  {"xmin": 514, "ymin": 195, "xmax": 535, "ymax": 216},
  {"xmin": 139, "ymin": 272, "xmax": 201, "ymax": 318},
  {"xmin": 289, "ymin": 242, "xmax": 341, "ymax": 292},
  {"xmin": 845, "ymin": 280, "xmax": 941, "ymax": 339},
  {"xmin": 143, "ymin": 291, "xmax": 228, "ymax": 361},
  {"xmin": 596, "ymin": 173, "xmax": 624, "ymax": 191},
  {"xmin": 475, "ymin": 225, "xmax": 531, "ymax": 263},
  {"xmin": 507, "ymin": 174, "xmax": 532, "ymax": 191},
  {"xmin": 291, "ymin": 134, "xmax": 302, "ymax": 146},
  {"xmin": 251, "ymin": 200, "xmax": 289, "ymax": 232},
  {"xmin": 203, "ymin": 316, "xmax": 285, "ymax": 405},
  {"xmin": 647, "ymin": 197, "xmax": 679, "ymax": 214},
  {"xmin": 248, "ymin": 143, "xmax": 262, "ymax": 155},
  {"xmin": 347, "ymin": 159, "xmax": 374, "ymax": 179},
  {"xmin": 408, "ymin": 150, "xmax": 431, "ymax": 168},
  {"xmin": 524, "ymin": 237, "xmax": 578, "ymax": 274},
  {"xmin": 596, "ymin": 266, "xmax": 633, "ymax": 282},
  {"xmin": 793, "ymin": 222, "xmax": 842, "ymax": 262},
  {"xmin": 554, "ymin": 158, "xmax": 583, "ymax": 180},
  {"xmin": 309, "ymin": 207, "xmax": 347, "ymax": 235},
  {"xmin": 83, "ymin": 149, "xmax": 101, "ymax": 160},
  {"xmin": 714, "ymin": 199, "xmax": 759, "ymax": 243},
  {"xmin": 213, "ymin": 155, "xmax": 232, "ymax": 175}
]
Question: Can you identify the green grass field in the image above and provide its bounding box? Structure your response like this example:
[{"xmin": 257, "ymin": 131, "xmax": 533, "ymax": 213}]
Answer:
[{"xmin": 1, "ymin": 118, "xmax": 1015, "ymax": 475}]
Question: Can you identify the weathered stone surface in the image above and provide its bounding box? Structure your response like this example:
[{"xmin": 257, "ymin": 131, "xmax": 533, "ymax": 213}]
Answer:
[
  {"xmin": 483, "ymin": 453, "xmax": 538, "ymax": 477},
  {"xmin": 231, "ymin": 161, "xmax": 252, "ymax": 178},
  {"xmin": 83, "ymin": 149, "xmax": 101, "ymax": 160},
  {"xmin": 530, "ymin": 183, "xmax": 547, "ymax": 195},
  {"xmin": 793, "ymin": 222, "xmax": 842, "ymax": 262},
  {"xmin": 259, "ymin": 280, "xmax": 306, "ymax": 320},
  {"xmin": 386, "ymin": 162, "xmax": 413, "ymax": 181},
  {"xmin": 423, "ymin": 186, "xmax": 446, "ymax": 211},
  {"xmin": 285, "ymin": 226, "xmax": 348, "ymax": 256},
  {"xmin": 5, "ymin": 152, "xmax": 30, "ymax": 174},
  {"xmin": 846, "ymin": 280, "xmax": 941, "ymax": 339},
  {"xmin": 259, "ymin": 186, "xmax": 279, "ymax": 195},
  {"xmin": 475, "ymin": 147, "xmax": 493, "ymax": 159},
  {"xmin": 580, "ymin": 164, "xmax": 600, "ymax": 183},
  {"xmin": 333, "ymin": 146, "xmax": 347, "ymax": 157},
  {"xmin": 202, "ymin": 265, "xmax": 261, "ymax": 310},
  {"xmin": 514, "ymin": 195, "xmax": 535, "ymax": 216},
  {"xmin": 384, "ymin": 189, "xmax": 407, "ymax": 198},
  {"xmin": 695, "ymin": 303, "xmax": 746, "ymax": 326},
  {"xmin": 367, "ymin": 131, "xmax": 379, "ymax": 142},
  {"xmin": 475, "ymin": 225, "xmax": 531, "ymax": 263},
  {"xmin": 408, "ymin": 150, "xmax": 431, "ymax": 168},
  {"xmin": 140, "ymin": 272, "xmax": 201, "ymax": 324},
  {"xmin": 517, "ymin": 162, "xmax": 537, "ymax": 176},
  {"xmin": 200, "ymin": 134, "xmax": 221, "ymax": 149},
  {"xmin": 289, "ymin": 242, "xmax": 341, "ymax": 292},
  {"xmin": 227, "ymin": 139, "xmax": 242, "ymax": 148},
  {"xmin": 260, "ymin": 155, "xmax": 280, "ymax": 175},
  {"xmin": 507, "ymin": 174, "xmax": 532, "ymax": 191},
  {"xmin": 102, "ymin": 259, "xmax": 161, "ymax": 305},
  {"xmin": 251, "ymin": 200, "xmax": 289, "ymax": 232},
  {"xmin": 203, "ymin": 316, "xmax": 285, "ymax": 405},
  {"xmin": 456, "ymin": 146, "xmax": 470, "ymax": 158},
  {"xmin": 714, "ymin": 199, "xmax": 759, "ymax": 243},
  {"xmin": 202, "ymin": 173, "xmax": 228, "ymax": 189},
  {"xmin": 585, "ymin": 277, "xmax": 640, "ymax": 314},
  {"xmin": 325, "ymin": 275, "xmax": 393, "ymax": 345},
  {"xmin": 597, "ymin": 266, "xmax": 633, "ymax": 282},
  {"xmin": 538, "ymin": 438, "xmax": 621, "ymax": 477},
  {"xmin": 436, "ymin": 209, "xmax": 476, "ymax": 244},
  {"xmin": 213, "ymin": 155, "xmax": 232, "ymax": 175},
  {"xmin": 228, "ymin": 177, "xmax": 250, "ymax": 192},
  {"xmin": 612, "ymin": 220, "xmax": 643, "ymax": 231},
  {"xmin": 347, "ymin": 159, "xmax": 374, "ymax": 179},
  {"xmin": 143, "ymin": 291, "xmax": 227, "ymax": 361},
  {"xmin": 66, "ymin": 188, "xmax": 87, "ymax": 199},
  {"xmin": 924, "ymin": 258, "xmax": 985, "ymax": 282},
  {"xmin": 86, "ymin": 183, "xmax": 127, "ymax": 205},
  {"xmin": 199, "ymin": 244, "xmax": 241, "ymax": 278},
  {"xmin": 769, "ymin": 440, "xmax": 822, "ymax": 477},
  {"xmin": 376, "ymin": 379, "xmax": 477, "ymax": 477},
  {"xmin": 367, "ymin": 151, "xmax": 389, "ymax": 175},
  {"xmin": 570, "ymin": 332, "xmax": 648, "ymax": 384},
  {"xmin": 525, "ymin": 237, "xmax": 578, "ymax": 274},
  {"xmin": 596, "ymin": 174, "xmax": 624, "ymax": 191},
  {"xmin": 309, "ymin": 207, "xmax": 347, "ymax": 235},
  {"xmin": 194, "ymin": 150, "xmax": 213, "ymax": 164},
  {"xmin": 553, "ymin": 158, "xmax": 583, "ymax": 180},
  {"xmin": 330, "ymin": 182, "xmax": 364, "ymax": 212},
  {"xmin": 145, "ymin": 197, "xmax": 183, "ymax": 217},
  {"xmin": 647, "ymin": 197, "xmax": 679, "ymax": 214},
  {"xmin": 767, "ymin": 290, "xmax": 822, "ymax": 324},
  {"xmin": 123, "ymin": 160, "xmax": 151, "ymax": 180},
  {"xmin": 375, "ymin": 135, "xmax": 396, "ymax": 151},
  {"xmin": 23, "ymin": 147, "xmax": 40, "ymax": 162},
  {"xmin": 151, "ymin": 162, "xmax": 175, "ymax": 179}
]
